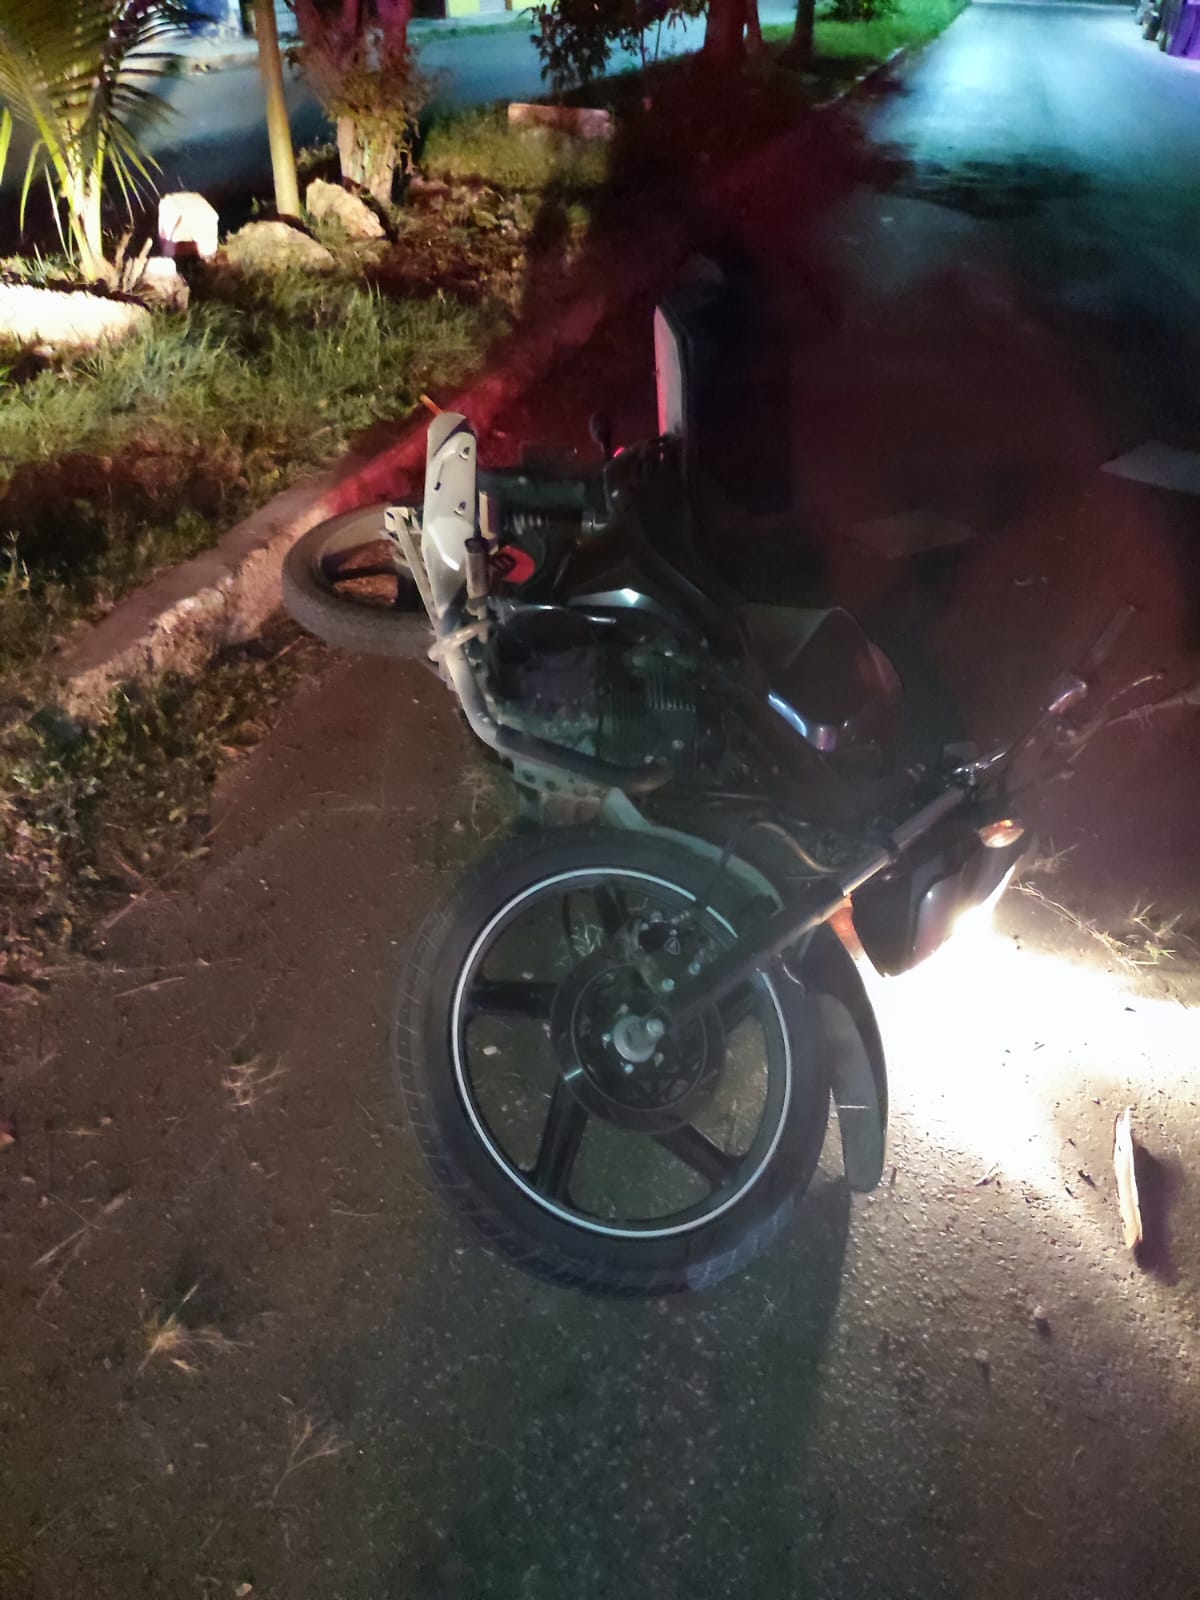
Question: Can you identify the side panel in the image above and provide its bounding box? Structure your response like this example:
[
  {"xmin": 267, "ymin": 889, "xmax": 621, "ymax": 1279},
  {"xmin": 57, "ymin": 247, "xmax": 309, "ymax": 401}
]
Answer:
[{"xmin": 422, "ymin": 412, "xmax": 478, "ymax": 617}]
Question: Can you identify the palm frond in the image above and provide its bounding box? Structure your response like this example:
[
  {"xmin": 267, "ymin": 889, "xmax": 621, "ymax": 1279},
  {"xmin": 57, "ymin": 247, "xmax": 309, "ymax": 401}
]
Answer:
[{"xmin": 0, "ymin": 0, "xmax": 188, "ymax": 269}]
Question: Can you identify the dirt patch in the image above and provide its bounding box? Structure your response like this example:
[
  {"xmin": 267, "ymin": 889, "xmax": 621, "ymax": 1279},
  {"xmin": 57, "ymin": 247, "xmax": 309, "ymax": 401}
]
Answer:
[{"xmin": 0, "ymin": 616, "xmax": 329, "ymax": 985}]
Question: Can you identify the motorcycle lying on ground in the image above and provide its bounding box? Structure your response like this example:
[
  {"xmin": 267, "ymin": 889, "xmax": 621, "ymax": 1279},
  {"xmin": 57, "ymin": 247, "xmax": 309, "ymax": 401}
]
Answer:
[{"xmin": 283, "ymin": 269, "xmax": 1182, "ymax": 1294}]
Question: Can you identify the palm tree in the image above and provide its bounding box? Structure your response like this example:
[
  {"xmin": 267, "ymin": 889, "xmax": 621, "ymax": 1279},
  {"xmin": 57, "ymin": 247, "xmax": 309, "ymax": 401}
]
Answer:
[{"xmin": 0, "ymin": 0, "xmax": 188, "ymax": 282}]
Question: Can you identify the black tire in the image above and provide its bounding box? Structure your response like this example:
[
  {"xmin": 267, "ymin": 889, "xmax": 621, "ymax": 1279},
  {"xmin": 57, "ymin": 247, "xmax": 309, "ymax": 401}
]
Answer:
[
  {"xmin": 393, "ymin": 829, "xmax": 833, "ymax": 1294},
  {"xmin": 281, "ymin": 502, "xmax": 433, "ymax": 660}
]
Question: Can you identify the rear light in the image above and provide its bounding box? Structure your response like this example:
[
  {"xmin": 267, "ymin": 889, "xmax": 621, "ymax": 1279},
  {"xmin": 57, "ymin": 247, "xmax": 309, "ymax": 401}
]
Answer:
[{"xmin": 979, "ymin": 819, "xmax": 1025, "ymax": 849}]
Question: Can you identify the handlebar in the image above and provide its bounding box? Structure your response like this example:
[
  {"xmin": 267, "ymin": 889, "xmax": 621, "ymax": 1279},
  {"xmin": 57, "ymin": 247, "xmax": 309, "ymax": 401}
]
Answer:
[
  {"xmin": 1081, "ymin": 603, "xmax": 1135, "ymax": 675},
  {"xmin": 946, "ymin": 605, "xmax": 1141, "ymax": 794}
]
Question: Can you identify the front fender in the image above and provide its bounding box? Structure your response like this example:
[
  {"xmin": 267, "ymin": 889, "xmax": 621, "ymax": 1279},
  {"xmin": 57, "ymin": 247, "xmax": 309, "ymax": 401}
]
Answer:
[{"xmin": 788, "ymin": 926, "xmax": 888, "ymax": 1192}]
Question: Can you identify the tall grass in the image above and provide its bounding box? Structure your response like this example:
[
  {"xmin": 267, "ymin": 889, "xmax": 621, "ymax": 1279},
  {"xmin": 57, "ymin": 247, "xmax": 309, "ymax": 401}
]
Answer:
[
  {"xmin": 0, "ymin": 277, "xmax": 482, "ymax": 491},
  {"xmin": 420, "ymin": 107, "xmax": 610, "ymax": 192}
]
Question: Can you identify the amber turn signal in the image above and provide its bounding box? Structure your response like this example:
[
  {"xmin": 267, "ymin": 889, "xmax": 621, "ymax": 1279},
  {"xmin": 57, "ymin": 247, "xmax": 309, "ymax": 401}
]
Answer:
[{"xmin": 978, "ymin": 819, "xmax": 1025, "ymax": 849}]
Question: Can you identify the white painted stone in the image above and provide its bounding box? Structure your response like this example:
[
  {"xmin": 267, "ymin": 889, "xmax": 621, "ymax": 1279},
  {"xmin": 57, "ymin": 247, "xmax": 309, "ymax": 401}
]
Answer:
[
  {"xmin": 136, "ymin": 256, "xmax": 190, "ymax": 312},
  {"xmin": 305, "ymin": 179, "xmax": 386, "ymax": 241},
  {"xmin": 222, "ymin": 220, "xmax": 336, "ymax": 273},
  {"xmin": 0, "ymin": 283, "xmax": 150, "ymax": 352},
  {"xmin": 158, "ymin": 191, "xmax": 220, "ymax": 260}
]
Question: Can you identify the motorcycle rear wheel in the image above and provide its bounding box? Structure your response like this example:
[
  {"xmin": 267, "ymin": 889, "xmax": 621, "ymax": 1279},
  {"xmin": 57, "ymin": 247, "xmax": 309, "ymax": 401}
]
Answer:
[
  {"xmin": 281, "ymin": 502, "xmax": 432, "ymax": 660},
  {"xmin": 393, "ymin": 829, "xmax": 831, "ymax": 1294}
]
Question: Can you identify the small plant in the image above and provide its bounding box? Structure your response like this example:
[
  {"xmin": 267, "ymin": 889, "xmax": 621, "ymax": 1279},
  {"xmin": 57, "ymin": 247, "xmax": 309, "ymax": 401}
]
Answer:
[
  {"xmin": 826, "ymin": 0, "xmax": 898, "ymax": 19},
  {"xmin": 530, "ymin": 0, "xmax": 641, "ymax": 96},
  {"xmin": 1017, "ymin": 881, "xmax": 1196, "ymax": 971},
  {"xmin": 222, "ymin": 1054, "xmax": 288, "ymax": 1110},
  {"xmin": 140, "ymin": 1284, "xmax": 240, "ymax": 1375},
  {"xmin": 528, "ymin": 0, "xmax": 706, "ymax": 95},
  {"xmin": 274, "ymin": 1407, "xmax": 346, "ymax": 1499},
  {"xmin": 1116, "ymin": 901, "xmax": 1193, "ymax": 967}
]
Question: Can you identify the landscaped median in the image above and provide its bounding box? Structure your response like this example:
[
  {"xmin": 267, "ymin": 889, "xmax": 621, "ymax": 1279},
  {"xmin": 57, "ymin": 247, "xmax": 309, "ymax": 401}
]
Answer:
[{"xmin": 0, "ymin": 1, "xmax": 966, "ymax": 983}]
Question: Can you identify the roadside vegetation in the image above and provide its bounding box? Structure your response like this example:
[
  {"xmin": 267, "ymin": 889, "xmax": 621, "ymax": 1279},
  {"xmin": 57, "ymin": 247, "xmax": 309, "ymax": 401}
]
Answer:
[
  {"xmin": 0, "ymin": 0, "xmax": 967, "ymax": 982},
  {"xmin": 768, "ymin": 0, "xmax": 970, "ymax": 62},
  {"xmin": 1, "ymin": 614, "xmax": 325, "ymax": 980},
  {"xmin": 0, "ymin": 275, "xmax": 485, "ymax": 665}
]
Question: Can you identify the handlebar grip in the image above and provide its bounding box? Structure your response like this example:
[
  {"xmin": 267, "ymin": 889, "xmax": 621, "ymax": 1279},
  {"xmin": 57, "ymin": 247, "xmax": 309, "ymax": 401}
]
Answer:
[{"xmin": 1081, "ymin": 604, "xmax": 1135, "ymax": 674}]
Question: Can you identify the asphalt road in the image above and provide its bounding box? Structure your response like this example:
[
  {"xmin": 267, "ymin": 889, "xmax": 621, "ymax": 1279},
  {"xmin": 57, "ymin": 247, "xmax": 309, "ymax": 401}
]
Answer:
[
  {"xmin": 820, "ymin": 0, "xmax": 1200, "ymax": 448},
  {"xmin": 0, "ymin": 6, "xmax": 795, "ymax": 226},
  {"xmin": 136, "ymin": 9, "xmax": 793, "ymax": 198},
  {"xmin": 4, "ymin": 6, "xmax": 1200, "ymax": 1599}
]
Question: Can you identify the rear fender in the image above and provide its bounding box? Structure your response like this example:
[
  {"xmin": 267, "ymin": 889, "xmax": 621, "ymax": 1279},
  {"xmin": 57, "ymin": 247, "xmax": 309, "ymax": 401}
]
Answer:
[{"xmin": 599, "ymin": 792, "xmax": 888, "ymax": 1190}]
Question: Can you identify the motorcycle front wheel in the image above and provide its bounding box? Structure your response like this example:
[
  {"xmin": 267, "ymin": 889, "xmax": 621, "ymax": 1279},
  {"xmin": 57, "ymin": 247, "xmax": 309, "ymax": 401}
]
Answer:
[{"xmin": 394, "ymin": 829, "xmax": 831, "ymax": 1294}]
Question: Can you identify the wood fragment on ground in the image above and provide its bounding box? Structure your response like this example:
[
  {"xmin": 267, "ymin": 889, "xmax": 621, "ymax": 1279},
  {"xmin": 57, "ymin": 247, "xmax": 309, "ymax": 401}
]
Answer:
[{"xmin": 1112, "ymin": 1106, "xmax": 1143, "ymax": 1252}]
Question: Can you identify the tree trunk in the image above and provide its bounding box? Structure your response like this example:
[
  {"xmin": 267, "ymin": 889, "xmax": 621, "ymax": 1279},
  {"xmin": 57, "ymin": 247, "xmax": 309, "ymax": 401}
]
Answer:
[
  {"xmin": 786, "ymin": 0, "xmax": 817, "ymax": 67},
  {"xmin": 745, "ymin": 0, "xmax": 765, "ymax": 54},
  {"xmin": 336, "ymin": 117, "xmax": 398, "ymax": 206},
  {"xmin": 73, "ymin": 172, "xmax": 107, "ymax": 283},
  {"xmin": 703, "ymin": 0, "xmax": 748, "ymax": 67},
  {"xmin": 253, "ymin": 0, "xmax": 301, "ymax": 218}
]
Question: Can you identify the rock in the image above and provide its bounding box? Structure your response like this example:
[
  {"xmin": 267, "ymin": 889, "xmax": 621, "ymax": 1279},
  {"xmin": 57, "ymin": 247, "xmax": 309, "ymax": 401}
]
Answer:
[
  {"xmin": 305, "ymin": 179, "xmax": 385, "ymax": 241},
  {"xmin": 158, "ymin": 191, "xmax": 219, "ymax": 260},
  {"xmin": 1032, "ymin": 1305, "xmax": 1052, "ymax": 1335},
  {"xmin": 508, "ymin": 102, "xmax": 613, "ymax": 140},
  {"xmin": 0, "ymin": 283, "xmax": 150, "ymax": 353},
  {"xmin": 135, "ymin": 256, "xmax": 190, "ymax": 312},
  {"xmin": 221, "ymin": 221, "xmax": 337, "ymax": 274}
]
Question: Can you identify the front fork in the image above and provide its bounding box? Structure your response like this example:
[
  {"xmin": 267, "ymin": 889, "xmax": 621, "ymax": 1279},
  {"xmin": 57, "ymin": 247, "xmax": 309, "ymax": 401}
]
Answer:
[{"xmin": 665, "ymin": 787, "xmax": 967, "ymax": 1030}]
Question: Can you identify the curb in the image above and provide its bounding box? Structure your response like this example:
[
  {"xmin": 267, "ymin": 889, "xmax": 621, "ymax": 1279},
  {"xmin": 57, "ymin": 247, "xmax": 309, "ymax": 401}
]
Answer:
[
  {"xmin": 169, "ymin": 16, "xmax": 529, "ymax": 73},
  {"xmin": 53, "ymin": 47, "xmax": 913, "ymax": 715}
]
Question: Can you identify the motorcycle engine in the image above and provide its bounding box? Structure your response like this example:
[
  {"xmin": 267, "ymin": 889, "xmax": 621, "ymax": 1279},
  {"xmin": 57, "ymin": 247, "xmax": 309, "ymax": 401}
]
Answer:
[{"xmin": 489, "ymin": 608, "xmax": 723, "ymax": 770}]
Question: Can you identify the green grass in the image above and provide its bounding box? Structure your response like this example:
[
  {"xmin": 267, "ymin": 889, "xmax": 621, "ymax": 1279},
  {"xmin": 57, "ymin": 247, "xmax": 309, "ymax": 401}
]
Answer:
[
  {"xmin": 420, "ymin": 106, "xmax": 610, "ymax": 192},
  {"xmin": 2, "ymin": 277, "xmax": 481, "ymax": 486},
  {"xmin": 763, "ymin": 0, "xmax": 969, "ymax": 62},
  {"xmin": 815, "ymin": 0, "xmax": 969, "ymax": 59},
  {"xmin": 0, "ymin": 273, "xmax": 486, "ymax": 670}
]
